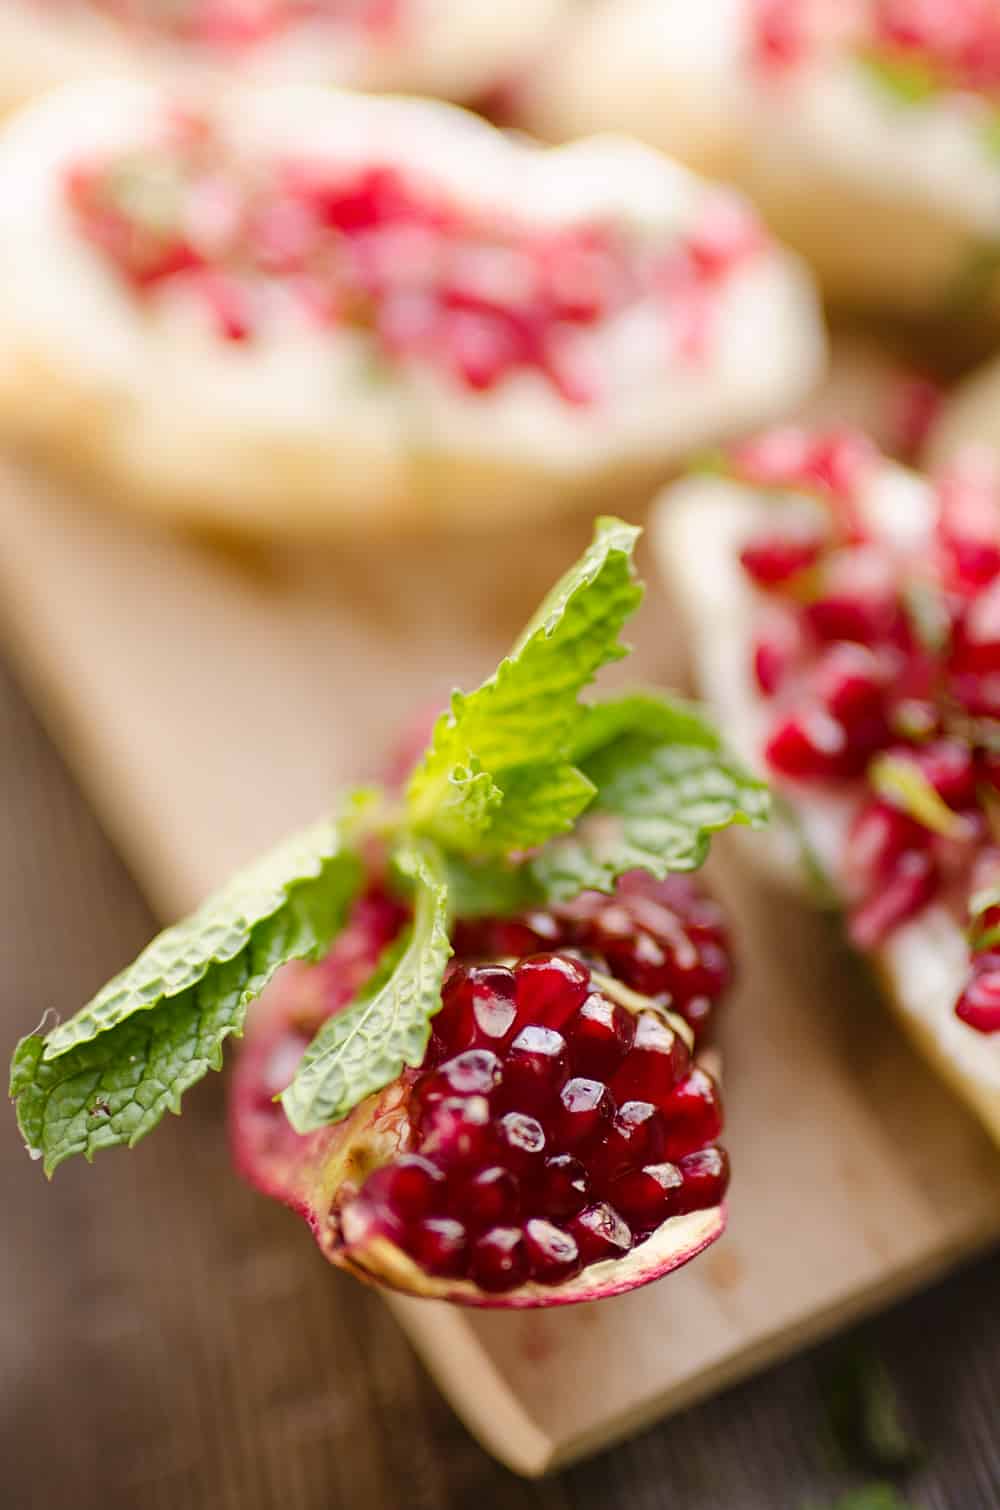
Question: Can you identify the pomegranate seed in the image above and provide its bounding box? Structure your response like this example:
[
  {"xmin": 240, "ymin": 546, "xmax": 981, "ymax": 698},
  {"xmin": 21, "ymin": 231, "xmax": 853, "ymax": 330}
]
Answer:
[
  {"xmin": 515, "ymin": 953, "xmax": 591, "ymax": 1029},
  {"xmin": 469, "ymin": 1227, "xmax": 528, "ymax": 1293},
  {"xmin": 451, "ymin": 1165, "xmax": 520, "ymax": 1230},
  {"xmin": 659, "ymin": 1068, "xmax": 724, "ymax": 1161},
  {"xmin": 955, "ymin": 970, "xmax": 1000, "ymax": 1034},
  {"xmin": 813, "ymin": 643, "xmax": 886, "ymax": 727},
  {"xmin": 752, "ymin": 612, "xmax": 803, "ymax": 696},
  {"xmin": 740, "ymin": 531, "xmax": 824, "ymax": 587},
  {"xmin": 359, "ymin": 1155, "xmax": 445, "ymax": 1222},
  {"xmin": 415, "ymin": 1049, "xmax": 501, "ymax": 1107},
  {"xmin": 609, "ymin": 1163, "xmax": 683, "ymax": 1231},
  {"xmin": 842, "ymin": 802, "xmax": 927, "ymax": 900},
  {"xmin": 501, "ymin": 1026, "xmax": 569, "ymax": 1109},
  {"xmin": 523, "ymin": 1219, "xmax": 582, "ymax": 1284},
  {"xmin": 404, "ymin": 1217, "xmax": 467, "ymax": 1277},
  {"xmin": 591, "ymin": 1100, "xmax": 667, "ymax": 1188},
  {"xmin": 675, "ymin": 1148, "xmax": 730, "ymax": 1213},
  {"xmin": 419, "ymin": 1095, "xmax": 492, "ymax": 1168},
  {"xmin": 848, "ymin": 850, "xmax": 938, "ymax": 950},
  {"xmin": 568, "ymin": 1203, "xmax": 633, "ymax": 1264},
  {"xmin": 494, "ymin": 1111, "xmax": 547, "ymax": 1175},
  {"xmin": 432, "ymin": 964, "xmax": 519, "ymax": 1058},
  {"xmin": 764, "ymin": 709, "xmax": 849, "ymax": 781},
  {"xmin": 566, "ymin": 993, "xmax": 636, "ymax": 1077},
  {"xmin": 552, "ymin": 1077, "xmax": 614, "ymax": 1150},
  {"xmin": 610, "ymin": 1013, "xmax": 688, "ymax": 1113},
  {"xmin": 531, "ymin": 1154, "xmax": 590, "ymax": 1219}
]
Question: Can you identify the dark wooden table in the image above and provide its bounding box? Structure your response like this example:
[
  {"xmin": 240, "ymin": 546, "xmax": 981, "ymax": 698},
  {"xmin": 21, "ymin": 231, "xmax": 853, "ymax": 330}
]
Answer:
[{"xmin": 3, "ymin": 650, "xmax": 998, "ymax": 1510}]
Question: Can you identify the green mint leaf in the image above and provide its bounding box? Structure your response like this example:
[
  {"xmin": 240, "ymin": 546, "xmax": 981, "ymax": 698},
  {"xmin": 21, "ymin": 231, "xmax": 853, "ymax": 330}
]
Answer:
[
  {"xmin": 968, "ymin": 879, "xmax": 1000, "ymax": 951},
  {"xmin": 281, "ymin": 840, "xmax": 452, "ymax": 1133},
  {"xmin": 11, "ymin": 815, "xmax": 364, "ymax": 1173},
  {"xmin": 44, "ymin": 814, "xmax": 366, "ymax": 1059},
  {"xmin": 869, "ymin": 753, "xmax": 969, "ymax": 839},
  {"xmin": 824, "ymin": 1346, "xmax": 922, "ymax": 1474},
  {"xmin": 815, "ymin": 1488, "xmax": 917, "ymax": 1510},
  {"xmin": 858, "ymin": 50, "xmax": 940, "ymax": 106},
  {"xmin": 529, "ymin": 691, "xmax": 770, "ymax": 901},
  {"xmin": 406, "ymin": 517, "xmax": 642, "ymax": 855}
]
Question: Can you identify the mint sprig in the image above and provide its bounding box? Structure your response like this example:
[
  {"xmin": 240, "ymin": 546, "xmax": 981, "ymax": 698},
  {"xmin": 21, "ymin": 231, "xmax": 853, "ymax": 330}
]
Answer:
[
  {"xmin": 530, "ymin": 692, "xmax": 770, "ymax": 901},
  {"xmin": 11, "ymin": 816, "xmax": 363, "ymax": 1174},
  {"xmin": 281, "ymin": 842, "xmax": 452, "ymax": 1133},
  {"xmin": 10, "ymin": 517, "xmax": 769, "ymax": 1171},
  {"xmin": 406, "ymin": 517, "xmax": 641, "ymax": 854}
]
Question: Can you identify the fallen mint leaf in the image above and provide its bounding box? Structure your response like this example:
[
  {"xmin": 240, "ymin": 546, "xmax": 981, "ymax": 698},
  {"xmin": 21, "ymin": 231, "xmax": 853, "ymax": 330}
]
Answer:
[
  {"xmin": 824, "ymin": 1346, "xmax": 922, "ymax": 1473},
  {"xmin": 281, "ymin": 841, "xmax": 452, "ymax": 1133}
]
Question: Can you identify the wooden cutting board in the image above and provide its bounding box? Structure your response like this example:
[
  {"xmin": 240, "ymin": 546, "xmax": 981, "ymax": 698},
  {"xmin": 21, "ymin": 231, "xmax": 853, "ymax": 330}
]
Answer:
[{"xmin": 2, "ymin": 464, "xmax": 999, "ymax": 1477}]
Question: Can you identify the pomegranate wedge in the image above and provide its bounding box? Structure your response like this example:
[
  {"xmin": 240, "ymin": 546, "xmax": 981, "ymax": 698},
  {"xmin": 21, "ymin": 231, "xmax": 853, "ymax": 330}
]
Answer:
[{"xmin": 232, "ymin": 879, "xmax": 730, "ymax": 1308}]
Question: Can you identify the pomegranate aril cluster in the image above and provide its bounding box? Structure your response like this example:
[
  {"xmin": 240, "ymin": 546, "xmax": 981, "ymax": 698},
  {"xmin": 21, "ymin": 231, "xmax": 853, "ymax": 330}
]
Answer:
[
  {"xmin": 452, "ymin": 869, "xmax": 732, "ymax": 1046},
  {"xmin": 751, "ymin": 0, "xmax": 1000, "ymax": 97},
  {"xmin": 734, "ymin": 428, "xmax": 1000, "ymax": 1034},
  {"xmin": 64, "ymin": 109, "xmax": 764, "ymax": 397},
  {"xmin": 347, "ymin": 952, "xmax": 728, "ymax": 1292}
]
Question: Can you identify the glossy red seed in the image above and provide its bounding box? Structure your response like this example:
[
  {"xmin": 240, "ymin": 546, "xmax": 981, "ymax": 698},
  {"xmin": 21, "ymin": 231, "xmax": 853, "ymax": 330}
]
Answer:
[
  {"xmin": 764, "ymin": 709, "xmax": 848, "ymax": 781},
  {"xmin": 451, "ymin": 1165, "xmax": 520, "ymax": 1230},
  {"xmin": 911, "ymin": 740, "xmax": 977, "ymax": 807},
  {"xmin": 955, "ymin": 970, "xmax": 1000, "ymax": 1034},
  {"xmin": 568, "ymin": 1202, "xmax": 633, "ymax": 1264},
  {"xmin": 432, "ymin": 964, "xmax": 519, "ymax": 1058},
  {"xmin": 360, "ymin": 1154, "xmax": 445, "ymax": 1222},
  {"xmin": 501, "ymin": 1025, "xmax": 569, "ymax": 1109},
  {"xmin": 567, "ymin": 992, "xmax": 636, "ymax": 1077},
  {"xmin": 418, "ymin": 1095, "xmax": 492, "ymax": 1168},
  {"xmin": 739, "ymin": 531, "xmax": 823, "ymax": 586},
  {"xmin": 523, "ymin": 1219, "xmax": 582, "ymax": 1284},
  {"xmin": 609, "ymin": 1163, "xmax": 683, "ymax": 1230},
  {"xmin": 415, "ymin": 1049, "xmax": 501, "ymax": 1108},
  {"xmin": 469, "ymin": 1226, "xmax": 528, "ymax": 1293},
  {"xmin": 494, "ymin": 1111, "xmax": 547, "ymax": 1174},
  {"xmin": 841, "ymin": 801, "xmax": 928, "ymax": 901},
  {"xmin": 659, "ymin": 1068, "xmax": 724, "ymax": 1161},
  {"xmin": 591, "ymin": 1100, "xmax": 667, "ymax": 1187},
  {"xmin": 610, "ymin": 1013, "xmax": 688, "ymax": 1112},
  {"xmin": 675, "ymin": 1147, "xmax": 730, "ymax": 1213},
  {"xmin": 848, "ymin": 850, "xmax": 938, "ymax": 950},
  {"xmin": 813, "ymin": 643, "xmax": 886, "ymax": 727},
  {"xmin": 514, "ymin": 953, "xmax": 590, "ymax": 1029},
  {"xmin": 532, "ymin": 1154, "xmax": 590, "ymax": 1219},
  {"xmin": 404, "ymin": 1217, "xmax": 467, "ymax": 1276},
  {"xmin": 552, "ymin": 1077, "xmax": 614, "ymax": 1150}
]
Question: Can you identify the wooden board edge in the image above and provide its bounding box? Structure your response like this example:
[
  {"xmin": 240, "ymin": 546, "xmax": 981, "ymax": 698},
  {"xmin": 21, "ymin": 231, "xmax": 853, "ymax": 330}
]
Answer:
[{"xmin": 391, "ymin": 1214, "xmax": 1000, "ymax": 1478}]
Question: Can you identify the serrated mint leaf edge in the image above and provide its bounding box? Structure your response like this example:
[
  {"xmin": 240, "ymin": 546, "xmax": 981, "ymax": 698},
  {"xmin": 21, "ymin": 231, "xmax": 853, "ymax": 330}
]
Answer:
[
  {"xmin": 280, "ymin": 841, "xmax": 453, "ymax": 1134},
  {"xmin": 11, "ymin": 834, "xmax": 364, "ymax": 1174},
  {"xmin": 43, "ymin": 814, "xmax": 361, "ymax": 1061},
  {"xmin": 530, "ymin": 689, "xmax": 770, "ymax": 900},
  {"xmin": 405, "ymin": 517, "xmax": 643, "ymax": 853}
]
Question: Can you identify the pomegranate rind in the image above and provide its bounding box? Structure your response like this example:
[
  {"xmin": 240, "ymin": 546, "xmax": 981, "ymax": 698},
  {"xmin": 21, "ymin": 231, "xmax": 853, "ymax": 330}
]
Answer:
[
  {"xmin": 651, "ymin": 456, "xmax": 1000, "ymax": 1146},
  {"xmin": 231, "ymin": 912, "xmax": 726, "ymax": 1308},
  {"xmin": 330, "ymin": 1205, "xmax": 725, "ymax": 1309}
]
